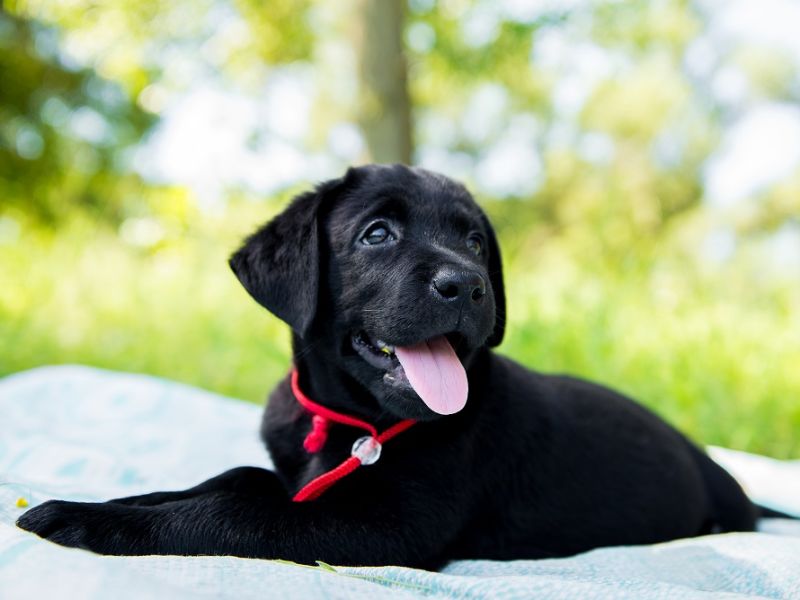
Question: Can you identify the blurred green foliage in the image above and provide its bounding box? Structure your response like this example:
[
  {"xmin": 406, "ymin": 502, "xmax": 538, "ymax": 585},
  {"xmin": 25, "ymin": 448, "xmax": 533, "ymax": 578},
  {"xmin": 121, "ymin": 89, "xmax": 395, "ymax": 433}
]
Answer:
[
  {"xmin": 0, "ymin": 12, "xmax": 154, "ymax": 222},
  {"xmin": 1, "ymin": 1, "xmax": 799, "ymax": 458}
]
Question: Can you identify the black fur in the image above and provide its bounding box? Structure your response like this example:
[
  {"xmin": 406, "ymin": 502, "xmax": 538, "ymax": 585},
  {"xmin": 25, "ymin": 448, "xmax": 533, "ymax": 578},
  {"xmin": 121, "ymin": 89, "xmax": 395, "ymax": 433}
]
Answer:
[{"xmin": 18, "ymin": 164, "xmax": 766, "ymax": 568}]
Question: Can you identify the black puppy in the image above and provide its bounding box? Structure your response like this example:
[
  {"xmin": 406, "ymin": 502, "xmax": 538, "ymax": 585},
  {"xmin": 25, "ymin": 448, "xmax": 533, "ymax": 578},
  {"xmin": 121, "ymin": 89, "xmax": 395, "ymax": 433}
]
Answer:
[{"xmin": 19, "ymin": 164, "xmax": 762, "ymax": 567}]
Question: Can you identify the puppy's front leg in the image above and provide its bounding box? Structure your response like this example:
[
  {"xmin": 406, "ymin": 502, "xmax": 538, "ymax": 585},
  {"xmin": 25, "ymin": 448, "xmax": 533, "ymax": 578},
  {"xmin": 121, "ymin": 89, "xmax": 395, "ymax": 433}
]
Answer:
[
  {"xmin": 18, "ymin": 472, "xmax": 460, "ymax": 567},
  {"xmin": 16, "ymin": 467, "xmax": 288, "ymax": 555},
  {"xmin": 108, "ymin": 466, "xmax": 280, "ymax": 506}
]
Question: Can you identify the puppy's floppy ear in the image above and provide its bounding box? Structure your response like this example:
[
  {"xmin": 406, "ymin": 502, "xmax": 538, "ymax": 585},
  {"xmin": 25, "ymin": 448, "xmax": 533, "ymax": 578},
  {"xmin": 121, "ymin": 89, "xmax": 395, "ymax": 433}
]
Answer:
[
  {"xmin": 482, "ymin": 212, "xmax": 506, "ymax": 347},
  {"xmin": 229, "ymin": 174, "xmax": 350, "ymax": 338}
]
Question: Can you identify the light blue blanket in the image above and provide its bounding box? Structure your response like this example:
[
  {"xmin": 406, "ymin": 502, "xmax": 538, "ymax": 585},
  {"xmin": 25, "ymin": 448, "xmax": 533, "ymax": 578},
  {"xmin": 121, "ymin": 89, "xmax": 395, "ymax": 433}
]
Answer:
[{"xmin": 1, "ymin": 366, "xmax": 799, "ymax": 599}]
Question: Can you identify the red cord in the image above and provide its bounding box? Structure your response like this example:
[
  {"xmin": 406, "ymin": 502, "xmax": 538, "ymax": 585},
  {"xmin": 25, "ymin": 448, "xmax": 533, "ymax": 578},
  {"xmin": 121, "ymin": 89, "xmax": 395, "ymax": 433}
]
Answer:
[
  {"xmin": 303, "ymin": 415, "xmax": 330, "ymax": 453},
  {"xmin": 293, "ymin": 456, "xmax": 362, "ymax": 502},
  {"xmin": 291, "ymin": 369, "xmax": 379, "ymax": 439},
  {"xmin": 289, "ymin": 369, "xmax": 416, "ymax": 502}
]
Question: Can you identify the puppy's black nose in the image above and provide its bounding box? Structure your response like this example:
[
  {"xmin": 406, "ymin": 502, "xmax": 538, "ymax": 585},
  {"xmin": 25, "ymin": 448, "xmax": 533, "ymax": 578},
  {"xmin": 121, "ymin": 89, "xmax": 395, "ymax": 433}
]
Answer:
[{"xmin": 432, "ymin": 269, "xmax": 486, "ymax": 304}]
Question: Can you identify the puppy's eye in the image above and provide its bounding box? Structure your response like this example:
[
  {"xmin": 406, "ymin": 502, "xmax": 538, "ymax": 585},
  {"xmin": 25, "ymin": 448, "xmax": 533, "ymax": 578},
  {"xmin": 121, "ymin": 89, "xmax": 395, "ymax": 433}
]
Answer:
[
  {"xmin": 466, "ymin": 234, "xmax": 483, "ymax": 256},
  {"xmin": 361, "ymin": 222, "xmax": 394, "ymax": 245}
]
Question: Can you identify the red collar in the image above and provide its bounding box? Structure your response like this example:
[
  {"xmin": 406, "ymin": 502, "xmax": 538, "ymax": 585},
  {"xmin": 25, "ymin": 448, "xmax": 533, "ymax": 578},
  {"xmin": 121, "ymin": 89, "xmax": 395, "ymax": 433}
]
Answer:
[{"xmin": 290, "ymin": 368, "xmax": 417, "ymax": 502}]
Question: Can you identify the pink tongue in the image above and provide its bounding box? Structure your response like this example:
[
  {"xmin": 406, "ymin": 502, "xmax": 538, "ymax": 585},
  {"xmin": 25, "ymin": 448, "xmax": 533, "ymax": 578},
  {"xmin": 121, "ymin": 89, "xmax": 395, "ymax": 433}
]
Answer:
[{"xmin": 394, "ymin": 335, "xmax": 468, "ymax": 415}]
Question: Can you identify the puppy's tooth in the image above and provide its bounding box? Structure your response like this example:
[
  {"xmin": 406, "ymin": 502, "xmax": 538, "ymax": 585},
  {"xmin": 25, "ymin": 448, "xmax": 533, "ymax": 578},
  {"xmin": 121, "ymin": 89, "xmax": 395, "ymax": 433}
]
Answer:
[{"xmin": 376, "ymin": 339, "xmax": 394, "ymax": 354}]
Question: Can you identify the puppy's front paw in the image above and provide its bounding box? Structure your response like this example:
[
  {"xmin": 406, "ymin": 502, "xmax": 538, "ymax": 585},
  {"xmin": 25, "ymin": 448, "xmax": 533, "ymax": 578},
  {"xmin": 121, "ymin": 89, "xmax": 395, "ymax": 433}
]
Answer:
[
  {"xmin": 17, "ymin": 500, "xmax": 93, "ymax": 548},
  {"xmin": 17, "ymin": 500, "xmax": 148, "ymax": 554}
]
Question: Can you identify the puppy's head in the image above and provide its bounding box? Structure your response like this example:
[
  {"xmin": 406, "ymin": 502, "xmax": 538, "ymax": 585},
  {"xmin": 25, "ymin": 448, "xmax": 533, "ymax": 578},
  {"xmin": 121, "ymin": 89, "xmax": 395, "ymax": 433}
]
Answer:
[{"xmin": 230, "ymin": 164, "xmax": 504, "ymax": 420}]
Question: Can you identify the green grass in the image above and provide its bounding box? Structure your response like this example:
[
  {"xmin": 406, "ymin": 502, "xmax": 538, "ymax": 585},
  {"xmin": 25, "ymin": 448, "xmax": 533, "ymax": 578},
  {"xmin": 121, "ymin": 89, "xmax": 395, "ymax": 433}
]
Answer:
[{"xmin": 2, "ymin": 207, "xmax": 798, "ymax": 458}]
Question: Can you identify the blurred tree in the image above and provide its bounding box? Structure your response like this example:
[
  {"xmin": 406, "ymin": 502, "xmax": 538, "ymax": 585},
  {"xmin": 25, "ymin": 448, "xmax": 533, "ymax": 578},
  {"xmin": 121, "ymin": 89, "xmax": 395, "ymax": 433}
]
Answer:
[
  {"xmin": 405, "ymin": 0, "xmax": 721, "ymax": 265},
  {"xmin": 0, "ymin": 10, "xmax": 154, "ymax": 224},
  {"xmin": 7, "ymin": 0, "xmax": 314, "ymax": 93},
  {"xmin": 355, "ymin": 0, "xmax": 412, "ymax": 163},
  {"xmin": 3, "ymin": 0, "xmax": 798, "ymax": 251}
]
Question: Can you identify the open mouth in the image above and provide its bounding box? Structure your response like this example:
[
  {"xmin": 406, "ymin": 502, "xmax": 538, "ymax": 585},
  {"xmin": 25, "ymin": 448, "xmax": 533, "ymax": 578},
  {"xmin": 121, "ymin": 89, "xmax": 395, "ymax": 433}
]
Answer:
[
  {"xmin": 351, "ymin": 331, "xmax": 469, "ymax": 415},
  {"xmin": 352, "ymin": 331, "xmax": 400, "ymax": 371}
]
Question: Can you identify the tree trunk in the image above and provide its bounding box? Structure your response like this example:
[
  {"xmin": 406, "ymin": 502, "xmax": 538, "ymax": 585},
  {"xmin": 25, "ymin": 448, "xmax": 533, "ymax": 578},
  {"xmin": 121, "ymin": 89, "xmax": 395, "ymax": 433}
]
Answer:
[{"xmin": 355, "ymin": 0, "xmax": 412, "ymax": 164}]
